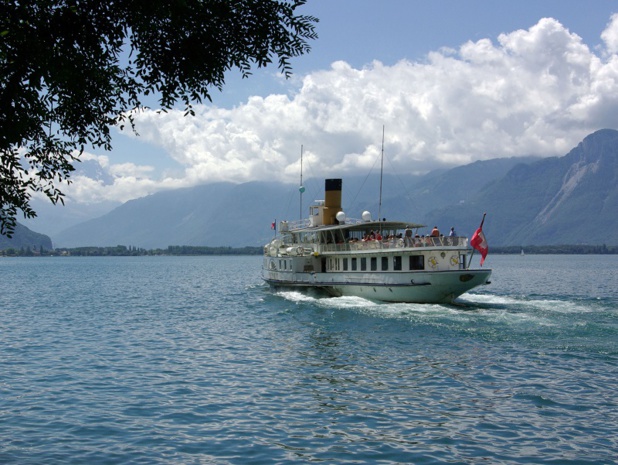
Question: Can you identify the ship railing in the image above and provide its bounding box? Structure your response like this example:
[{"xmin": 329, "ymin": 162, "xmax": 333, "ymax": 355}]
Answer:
[
  {"xmin": 317, "ymin": 236, "xmax": 469, "ymax": 253},
  {"xmin": 280, "ymin": 219, "xmax": 311, "ymax": 231},
  {"xmin": 424, "ymin": 236, "xmax": 469, "ymax": 247}
]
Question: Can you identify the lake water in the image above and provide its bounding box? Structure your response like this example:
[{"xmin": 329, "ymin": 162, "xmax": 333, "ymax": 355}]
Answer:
[{"xmin": 1, "ymin": 255, "xmax": 617, "ymax": 464}]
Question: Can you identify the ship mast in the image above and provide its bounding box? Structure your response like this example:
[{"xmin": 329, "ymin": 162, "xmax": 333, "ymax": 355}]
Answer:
[
  {"xmin": 378, "ymin": 126, "xmax": 384, "ymax": 222},
  {"xmin": 299, "ymin": 145, "xmax": 305, "ymax": 221}
]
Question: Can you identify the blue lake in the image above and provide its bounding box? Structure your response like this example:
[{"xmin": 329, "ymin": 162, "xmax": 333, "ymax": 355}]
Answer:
[{"xmin": 1, "ymin": 255, "xmax": 617, "ymax": 464}]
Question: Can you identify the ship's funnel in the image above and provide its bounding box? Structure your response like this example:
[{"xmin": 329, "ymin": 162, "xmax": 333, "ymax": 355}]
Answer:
[{"xmin": 323, "ymin": 178, "xmax": 342, "ymax": 225}]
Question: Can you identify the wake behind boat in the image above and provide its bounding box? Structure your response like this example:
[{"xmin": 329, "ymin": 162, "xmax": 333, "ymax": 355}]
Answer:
[{"xmin": 262, "ymin": 178, "xmax": 491, "ymax": 303}]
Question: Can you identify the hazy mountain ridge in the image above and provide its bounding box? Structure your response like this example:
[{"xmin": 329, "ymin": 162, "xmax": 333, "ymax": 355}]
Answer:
[
  {"xmin": 20, "ymin": 158, "xmax": 122, "ymax": 236},
  {"xmin": 54, "ymin": 183, "xmax": 238, "ymax": 248},
  {"xmin": 51, "ymin": 159, "xmax": 532, "ymax": 249},
  {"xmin": 426, "ymin": 129, "xmax": 618, "ymax": 246},
  {"xmin": 7, "ymin": 129, "xmax": 618, "ymax": 249},
  {"xmin": 0, "ymin": 223, "xmax": 52, "ymax": 251}
]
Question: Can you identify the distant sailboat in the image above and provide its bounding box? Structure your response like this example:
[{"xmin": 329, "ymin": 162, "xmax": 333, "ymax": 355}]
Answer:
[{"xmin": 521, "ymin": 248, "xmax": 525, "ymax": 256}]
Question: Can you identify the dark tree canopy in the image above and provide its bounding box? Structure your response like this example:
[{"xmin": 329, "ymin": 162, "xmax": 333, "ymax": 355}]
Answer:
[{"xmin": 0, "ymin": 0, "xmax": 317, "ymax": 236}]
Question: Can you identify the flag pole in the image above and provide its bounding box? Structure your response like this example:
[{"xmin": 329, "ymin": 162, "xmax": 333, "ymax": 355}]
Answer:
[
  {"xmin": 467, "ymin": 246, "xmax": 475, "ymax": 270},
  {"xmin": 467, "ymin": 212, "xmax": 486, "ymax": 269},
  {"xmin": 478, "ymin": 212, "xmax": 486, "ymax": 229}
]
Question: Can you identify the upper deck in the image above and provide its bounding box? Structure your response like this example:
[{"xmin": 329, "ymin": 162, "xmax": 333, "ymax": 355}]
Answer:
[
  {"xmin": 273, "ymin": 217, "xmax": 464, "ymax": 249},
  {"xmin": 267, "ymin": 178, "xmax": 469, "ymax": 258},
  {"xmin": 317, "ymin": 235, "xmax": 469, "ymax": 254}
]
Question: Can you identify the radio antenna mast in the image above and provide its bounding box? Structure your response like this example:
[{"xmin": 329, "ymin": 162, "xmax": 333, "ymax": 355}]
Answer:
[
  {"xmin": 299, "ymin": 145, "xmax": 305, "ymax": 221},
  {"xmin": 378, "ymin": 126, "xmax": 385, "ymax": 222}
]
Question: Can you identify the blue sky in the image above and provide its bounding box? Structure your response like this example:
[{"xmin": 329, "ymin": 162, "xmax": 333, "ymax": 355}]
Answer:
[
  {"xmin": 287, "ymin": 1, "xmax": 615, "ymax": 76},
  {"xmin": 52, "ymin": 1, "xmax": 618, "ymax": 207},
  {"xmin": 200, "ymin": 0, "xmax": 618, "ymax": 107}
]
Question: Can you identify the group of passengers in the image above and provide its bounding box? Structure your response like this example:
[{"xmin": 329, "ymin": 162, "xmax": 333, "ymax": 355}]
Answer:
[
  {"xmin": 362, "ymin": 230, "xmax": 383, "ymax": 241},
  {"xmin": 349, "ymin": 230, "xmax": 402, "ymax": 245},
  {"xmin": 349, "ymin": 225, "xmax": 458, "ymax": 248},
  {"xmin": 404, "ymin": 225, "xmax": 458, "ymax": 247}
]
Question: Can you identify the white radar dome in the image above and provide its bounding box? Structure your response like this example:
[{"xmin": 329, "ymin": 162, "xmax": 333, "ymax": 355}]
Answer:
[
  {"xmin": 336, "ymin": 211, "xmax": 346, "ymax": 224},
  {"xmin": 362, "ymin": 211, "xmax": 372, "ymax": 222}
]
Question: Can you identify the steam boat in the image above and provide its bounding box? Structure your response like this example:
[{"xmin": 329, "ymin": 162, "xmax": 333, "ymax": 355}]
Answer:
[{"xmin": 262, "ymin": 179, "xmax": 491, "ymax": 303}]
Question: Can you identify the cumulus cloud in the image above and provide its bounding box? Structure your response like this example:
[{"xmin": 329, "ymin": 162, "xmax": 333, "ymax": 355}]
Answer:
[
  {"xmin": 601, "ymin": 13, "xmax": 618, "ymax": 54},
  {"xmin": 74, "ymin": 16, "xmax": 618, "ymax": 203}
]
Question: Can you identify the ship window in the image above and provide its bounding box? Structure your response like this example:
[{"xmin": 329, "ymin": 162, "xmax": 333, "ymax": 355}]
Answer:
[
  {"xmin": 371, "ymin": 257, "xmax": 377, "ymax": 271},
  {"xmin": 381, "ymin": 256, "xmax": 389, "ymax": 271},
  {"xmin": 410, "ymin": 255, "xmax": 424, "ymax": 270},
  {"xmin": 394, "ymin": 256, "xmax": 402, "ymax": 271},
  {"xmin": 361, "ymin": 257, "xmax": 367, "ymax": 271},
  {"xmin": 351, "ymin": 257, "xmax": 357, "ymax": 271}
]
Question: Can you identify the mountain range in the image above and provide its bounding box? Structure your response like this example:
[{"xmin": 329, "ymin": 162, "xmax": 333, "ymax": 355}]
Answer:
[
  {"xmin": 6, "ymin": 128, "xmax": 618, "ymax": 249},
  {"xmin": 0, "ymin": 223, "xmax": 53, "ymax": 251},
  {"xmin": 430, "ymin": 128, "xmax": 618, "ymax": 246}
]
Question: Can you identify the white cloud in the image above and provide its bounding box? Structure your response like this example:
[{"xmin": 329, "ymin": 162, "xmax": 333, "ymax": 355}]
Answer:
[
  {"xmin": 79, "ymin": 152, "xmax": 110, "ymax": 168},
  {"xmin": 72, "ymin": 16, "xmax": 618, "ymax": 204},
  {"xmin": 601, "ymin": 13, "xmax": 618, "ymax": 54},
  {"xmin": 108, "ymin": 163, "xmax": 154, "ymax": 178}
]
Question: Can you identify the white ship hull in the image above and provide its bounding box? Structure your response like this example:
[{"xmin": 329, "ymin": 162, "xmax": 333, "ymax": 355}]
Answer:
[{"xmin": 263, "ymin": 262, "xmax": 490, "ymax": 303}]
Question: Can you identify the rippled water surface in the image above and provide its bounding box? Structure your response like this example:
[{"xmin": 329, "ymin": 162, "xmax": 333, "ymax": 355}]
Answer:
[{"xmin": 1, "ymin": 255, "xmax": 617, "ymax": 464}]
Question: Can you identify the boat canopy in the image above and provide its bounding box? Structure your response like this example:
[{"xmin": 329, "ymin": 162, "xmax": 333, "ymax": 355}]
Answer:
[{"xmin": 289, "ymin": 220, "xmax": 425, "ymax": 234}]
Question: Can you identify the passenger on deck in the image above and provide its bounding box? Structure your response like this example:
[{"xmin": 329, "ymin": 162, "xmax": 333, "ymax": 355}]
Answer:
[
  {"xmin": 449, "ymin": 227, "xmax": 457, "ymax": 237},
  {"xmin": 430, "ymin": 226, "xmax": 440, "ymax": 237},
  {"xmin": 404, "ymin": 225, "xmax": 413, "ymax": 247}
]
